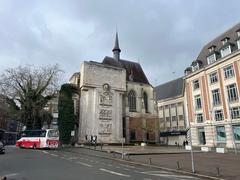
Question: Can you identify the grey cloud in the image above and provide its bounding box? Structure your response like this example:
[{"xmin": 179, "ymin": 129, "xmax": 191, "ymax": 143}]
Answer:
[{"xmin": 0, "ymin": 0, "xmax": 240, "ymax": 86}]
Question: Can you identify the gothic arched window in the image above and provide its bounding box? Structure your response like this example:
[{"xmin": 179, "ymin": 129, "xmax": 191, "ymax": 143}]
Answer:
[
  {"xmin": 128, "ymin": 90, "xmax": 136, "ymax": 112},
  {"xmin": 143, "ymin": 92, "xmax": 148, "ymax": 113}
]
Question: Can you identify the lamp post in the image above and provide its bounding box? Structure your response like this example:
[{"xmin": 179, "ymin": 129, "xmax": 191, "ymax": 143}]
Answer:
[{"xmin": 186, "ymin": 102, "xmax": 195, "ymax": 173}]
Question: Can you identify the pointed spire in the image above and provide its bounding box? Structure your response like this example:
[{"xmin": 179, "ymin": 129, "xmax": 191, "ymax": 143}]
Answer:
[{"xmin": 112, "ymin": 31, "xmax": 121, "ymax": 60}]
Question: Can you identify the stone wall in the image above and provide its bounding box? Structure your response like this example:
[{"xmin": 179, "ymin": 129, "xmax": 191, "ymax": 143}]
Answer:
[{"xmin": 78, "ymin": 61, "xmax": 126, "ymax": 143}]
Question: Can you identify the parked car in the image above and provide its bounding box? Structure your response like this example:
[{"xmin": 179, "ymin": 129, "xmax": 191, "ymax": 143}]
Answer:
[{"xmin": 0, "ymin": 141, "xmax": 5, "ymax": 154}]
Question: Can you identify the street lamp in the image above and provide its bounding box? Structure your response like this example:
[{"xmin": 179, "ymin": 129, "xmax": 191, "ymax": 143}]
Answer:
[{"xmin": 186, "ymin": 102, "xmax": 195, "ymax": 173}]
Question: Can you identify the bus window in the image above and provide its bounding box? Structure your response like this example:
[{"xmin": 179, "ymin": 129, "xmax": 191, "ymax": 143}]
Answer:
[{"xmin": 47, "ymin": 130, "xmax": 59, "ymax": 138}]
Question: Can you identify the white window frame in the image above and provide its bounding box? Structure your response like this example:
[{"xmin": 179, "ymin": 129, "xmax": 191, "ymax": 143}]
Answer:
[
  {"xmin": 207, "ymin": 54, "xmax": 216, "ymax": 64},
  {"xmin": 193, "ymin": 80, "xmax": 200, "ymax": 90},
  {"xmin": 224, "ymin": 65, "xmax": 234, "ymax": 79},
  {"xmin": 192, "ymin": 64, "xmax": 199, "ymax": 71},
  {"xmin": 237, "ymin": 40, "xmax": 240, "ymax": 50},
  {"xmin": 196, "ymin": 113, "xmax": 203, "ymax": 123},
  {"xmin": 209, "ymin": 72, "xmax": 218, "ymax": 84},
  {"xmin": 212, "ymin": 89, "xmax": 221, "ymax": 106},
  {"xmin": 194, "ymin": 95, "xmax": 202, "ymax": 109},
  {"xmin": 215, "ymin": 110, "xmax": 224, "ymax": 121},
  {"xmin": 227, "ymin": 83, "xmax": 238, "ymax": 102},
  {"xmin": 230, "ymin": 107, "xmax": 240, "ymax": 119},
  {"xmin": 221, "ymin": 45, "xmax": 231, "ymax": 57}
]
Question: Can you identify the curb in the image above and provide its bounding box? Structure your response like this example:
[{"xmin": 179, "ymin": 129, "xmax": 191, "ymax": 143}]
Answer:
[
  {"xmin": 63, "ymin": 147, "xmax": 224, "ymax": 180},
  {"xmin": 73, "ymin": 145, "xmax": 202, "ymax": 155}
]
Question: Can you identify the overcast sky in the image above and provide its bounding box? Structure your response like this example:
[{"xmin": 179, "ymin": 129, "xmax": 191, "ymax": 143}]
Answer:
[{"xmin": 0, "ymin": 0, "xmax": 240, "ymax": 86}]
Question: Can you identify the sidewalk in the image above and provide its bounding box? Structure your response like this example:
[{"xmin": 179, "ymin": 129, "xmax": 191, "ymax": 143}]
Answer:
[{"xmin": 68, "ymin": 145, "xmax": 240, "ymax": 180}]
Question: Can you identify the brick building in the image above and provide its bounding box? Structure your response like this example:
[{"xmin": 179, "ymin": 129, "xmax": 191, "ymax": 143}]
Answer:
[{"xmin": 185, "ymin": 23, "xmax": 240, "ymax": 148}]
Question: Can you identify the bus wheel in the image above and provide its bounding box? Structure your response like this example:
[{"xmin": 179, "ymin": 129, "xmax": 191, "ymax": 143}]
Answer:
[{"xmin": 33, "ymin": 144, "xmax": 37, "ymax": 149}]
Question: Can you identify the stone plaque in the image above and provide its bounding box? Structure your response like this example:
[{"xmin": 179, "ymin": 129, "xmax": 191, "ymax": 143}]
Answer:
[
  {"xmin": 98, "ymin": 122, "xmax": 112, "ymax": 134},
  {"xmin": 99, "ymin": 109, "xmax": 112, "ymax": 120},
  {"xmin": 99, "ymin": 83, "xmax": 113, "ymax": 106}
]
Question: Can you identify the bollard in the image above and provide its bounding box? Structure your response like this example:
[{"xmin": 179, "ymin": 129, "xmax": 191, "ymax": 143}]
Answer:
[
  {"xmin": 100, "ymin": 143, "xmax": 103, "ymax": 151},
  {"xmin": 177, "ymin": 161, "xmax": 180, "ymax": 170},
  {"xmin": 127, "ymin": 154, "xmax": 130, "ymax": 160},
  {"xmin": 149, "ymin": 157, "xmax": 152, "ymax": 165},
  {"xmin": 216, "ymin": 167, "xmax": 220, "ymax": 177}
]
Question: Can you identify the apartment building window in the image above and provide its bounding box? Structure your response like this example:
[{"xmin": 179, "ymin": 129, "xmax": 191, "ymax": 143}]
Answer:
[
  {"xmin": 179, "ymin": 115, "xmax": 183, "ymax": 121},
  {"xmin": 192, "ymin": 64, "xmax": 199, "ymax": 71},
  {"xmin": 215, "ymin": 110, "xmax": 224, "ymax": 121},
  {"xmin": 196, "ymin": 113, "xmax": 203, "ymax": 123},
  {"xmin": 231, "ymin": 107, "xmax": 240, "ymax": 119},
  {"xmin": 207, "ymin": 54, "xmax": 216, "ymax": 64},
  {"xmin": 224, "ymin": 65, "xmax": 234, "ymax": 79},
  {"xmin": 221, "ymin": 45, "xmax": 231, "ymax": 57},
  {"xmin": 233, "ymin": 125, "xmax": 240, "ymax": 141},
  {"xmin": 166, "ymin": 117, "xmax": 170, "ymax": 122},
  {"xmin": 172, "ymin": 115, "xmax": 177, "ymax": 122},
  {"xmin": 198, "ymin": 127, "xmax": 206, "ymax": 145},
  {"xmin": 195, "ymin": 95, "xmax": 202, "ymax": 109},
  {"xmin": 193, "ymin": 80, "xmax": 200, "ymax": 90},
  {"xmin": 216, "ymin": 126, "xmax": 226, "ymax": 142},
  {"xmin": 209, "ymin": 72, "xmax": 218, "ymax": 84},
  {"xmin": 227, "ymin": 83, "xmax": 238, "ymax": 102},
  {"xmin": 212, "ymin": 89, "xmax": 221, "ymax": 106}
]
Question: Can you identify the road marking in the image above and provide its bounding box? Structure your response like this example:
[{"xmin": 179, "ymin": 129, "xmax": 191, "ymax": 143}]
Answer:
[
  {"xmin": 42, "ymin": 151, "xmax": 49, "ymax": 154},
  {"xmin": 119, "ymin": 163, "xmax": 143, "ymax": 170},
  {"xmin": 99, "ymin": 168, "xmax": 130, "ymax": 177},
  {"xmin": 141, "ymin": 172, "xmax": 199, "ymax": 179},
  {"xmin": 107, "ymin": 164, "xmax": 113, "ymax": 167},
  {"xmin": 76, "ymin": 161, "xmax": 93, "ymax": 167},
  {"xmin": 50, "ymin": 153, "xmax": 59, "ymax": 157},
  {"xmin": 4, "ymin": 173, "xmax": 18, "ymax": 177},
  {"xmin": 123, "ymin": 168, "xmax": 130, "ymax": 171},
  {"xmin": 68, "ymin": 157, "xmax": 79, "ymax": 160}
]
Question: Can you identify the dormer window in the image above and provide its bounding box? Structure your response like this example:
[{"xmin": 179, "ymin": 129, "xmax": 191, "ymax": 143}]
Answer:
[
  {"xmin": 221, "ymin": 37, "xmax": 230, "ymax": 45},
  {"xmin": 191, "ymin": 60, "xmax": 202, "ymax": 72},
  {"xmin": 208, "ymin": 45, "xmax": 216, "ymax": 53},
  {"xmin": 221, "ymin": 45, "xmax": 231, "ymax": 57},
  {"xmin": 237, "ymin": 29, "xmax": 240, "ymax": 49},
  {"xmin": 192, "ymin": 64, "xmax": 199, "ymax": 71},
  {"xmin": 237, "ymin": 29, "xmax": 240, "ymax": 37},
  {"xmin": 207, "ymin": 53, "xmax": 216, "ymax": 64}
]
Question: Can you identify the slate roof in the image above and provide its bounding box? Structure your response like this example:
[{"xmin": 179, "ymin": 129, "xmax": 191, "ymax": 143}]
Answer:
[
  {"xmin": 155, "ymin": 77, "xmax": 184, "ymax": 101},
  {"xmin": 102, "ymin": 56, "xmax": 150, "ymax": 84},
  {"xmin": 195, "ymin": 23, "xmax": 240, "ymax": 67}
]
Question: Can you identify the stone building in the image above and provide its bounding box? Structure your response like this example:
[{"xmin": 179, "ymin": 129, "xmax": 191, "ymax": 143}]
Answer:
[
  {"xmin": 70, "ymin": 33, "xmax": 157, "ymax": 144},
  {"xmin": 155, "ymin": 77, "xmax": 187, "ymax": 145},
  {"xmin": 185, "ymin": 23, "xmax": 240, "ymax": 148}
]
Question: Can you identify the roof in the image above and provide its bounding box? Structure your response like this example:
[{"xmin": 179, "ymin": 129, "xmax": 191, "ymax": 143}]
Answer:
[
  {"xmin": 112, "ymin": 32, "xmax": 121, "ymax": 52},
  {"xmin": 155, "ymin": 77, "xmax": 184, "ymax": 101},
  {"xmin": 102, "ymin": 56, "xmax": 150, "ymax": 84},
  {"xmin": 196, "ymin": 23, "xmax": 240, "ymax": 67}
]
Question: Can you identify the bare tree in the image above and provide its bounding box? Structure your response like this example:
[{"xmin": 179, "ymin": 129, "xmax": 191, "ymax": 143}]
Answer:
[{"xmin": 0, "ymin": 64, "xmax": 63, "ymax": 129}]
